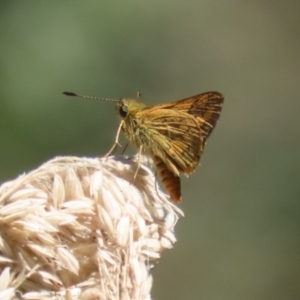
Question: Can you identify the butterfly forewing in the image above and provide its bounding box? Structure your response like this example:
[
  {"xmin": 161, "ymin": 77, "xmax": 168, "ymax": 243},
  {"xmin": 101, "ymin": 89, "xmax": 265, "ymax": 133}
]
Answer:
[{"xmin": 159, "ymin": 92, "xmax": 223, "ymax": 141}]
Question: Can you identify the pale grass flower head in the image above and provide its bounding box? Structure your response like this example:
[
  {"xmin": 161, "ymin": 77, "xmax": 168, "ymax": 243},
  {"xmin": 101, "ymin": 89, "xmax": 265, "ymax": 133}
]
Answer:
[{"xmin": 0, "ymin": 155, "xmax": 183, "ymax": 300}]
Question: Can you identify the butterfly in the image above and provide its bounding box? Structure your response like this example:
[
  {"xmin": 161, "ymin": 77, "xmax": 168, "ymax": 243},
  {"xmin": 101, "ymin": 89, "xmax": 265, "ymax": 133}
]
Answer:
[{"xmin": 63, "ymin": 91, "xmax": 224, "ymax": 202}]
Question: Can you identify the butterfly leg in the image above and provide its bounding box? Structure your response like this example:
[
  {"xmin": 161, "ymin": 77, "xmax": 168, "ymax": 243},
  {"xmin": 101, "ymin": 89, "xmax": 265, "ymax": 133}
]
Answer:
[
  {"xmin": 132, "ymin": 145, "xmax": 143, "ymax": 181},
  {"xmin": 105, "ymin": 120, "xmax": 124, "ymax": 157},
  {"xmin": 121, "ymin": 142, "xmax": 129, "ymax": 155}
]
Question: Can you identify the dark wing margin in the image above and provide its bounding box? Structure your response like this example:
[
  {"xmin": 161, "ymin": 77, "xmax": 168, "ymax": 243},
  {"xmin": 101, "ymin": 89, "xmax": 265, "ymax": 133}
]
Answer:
[{"xmin": 186, "ymin": 92, "xmax": 224, "ymax": 141}]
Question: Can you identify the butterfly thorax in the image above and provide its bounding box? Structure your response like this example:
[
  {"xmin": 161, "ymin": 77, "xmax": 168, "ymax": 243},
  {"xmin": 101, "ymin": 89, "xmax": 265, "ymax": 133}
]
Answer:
[{"xmin": 116, "ymin": 99, "xmax": 151, "ymax": 149}]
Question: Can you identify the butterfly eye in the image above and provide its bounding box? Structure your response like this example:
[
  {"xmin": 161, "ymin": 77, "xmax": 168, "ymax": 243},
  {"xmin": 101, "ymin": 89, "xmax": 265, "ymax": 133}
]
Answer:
[{"xmin": 119, "ymin": 104, "xmax": 128, "ymax": 118}]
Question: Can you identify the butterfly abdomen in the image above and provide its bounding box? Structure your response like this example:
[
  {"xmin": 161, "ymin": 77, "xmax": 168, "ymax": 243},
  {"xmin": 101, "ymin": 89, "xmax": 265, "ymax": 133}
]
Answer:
[{"xmin": 153, "ymin": 155, "xmax": 182, "ymax": 202}]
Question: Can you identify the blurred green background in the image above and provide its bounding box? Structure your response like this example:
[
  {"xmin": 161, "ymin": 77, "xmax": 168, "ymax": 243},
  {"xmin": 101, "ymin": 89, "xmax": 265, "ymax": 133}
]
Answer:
[{"xmin": 1, "ymin": 1, "xmax": 300, "ymax": 299}]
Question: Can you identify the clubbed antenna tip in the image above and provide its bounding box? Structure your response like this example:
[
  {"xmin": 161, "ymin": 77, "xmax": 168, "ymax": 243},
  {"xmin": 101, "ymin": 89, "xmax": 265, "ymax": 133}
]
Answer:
[{"xmin": 63, "ymin": 91, "xmax": 78, "ymax": 97}]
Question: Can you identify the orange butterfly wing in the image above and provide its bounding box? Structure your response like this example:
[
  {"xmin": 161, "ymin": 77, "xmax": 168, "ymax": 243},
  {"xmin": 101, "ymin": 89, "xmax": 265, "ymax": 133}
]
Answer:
[{"xmin": 135, "ymin": 91, "xmax": 224, "ymax": 174}]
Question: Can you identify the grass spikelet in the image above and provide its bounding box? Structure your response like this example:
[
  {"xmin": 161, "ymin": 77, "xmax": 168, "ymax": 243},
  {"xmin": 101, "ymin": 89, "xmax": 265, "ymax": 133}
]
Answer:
[{"xmin": 0, "ymin": 155, "xmax": 183, "ymax": 299}]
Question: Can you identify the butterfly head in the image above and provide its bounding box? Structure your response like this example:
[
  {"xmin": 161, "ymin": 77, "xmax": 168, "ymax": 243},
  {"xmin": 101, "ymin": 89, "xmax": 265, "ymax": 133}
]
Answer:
[{"xmin": 116, "ymin": 99, "xmax": 147, "ymax": 119}]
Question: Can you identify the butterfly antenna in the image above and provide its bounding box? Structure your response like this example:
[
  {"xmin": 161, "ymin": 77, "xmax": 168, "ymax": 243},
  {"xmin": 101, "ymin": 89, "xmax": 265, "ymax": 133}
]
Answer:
[{"xmin": 63, "ymin": 91, "xmax": 119, "ymax": 102}]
